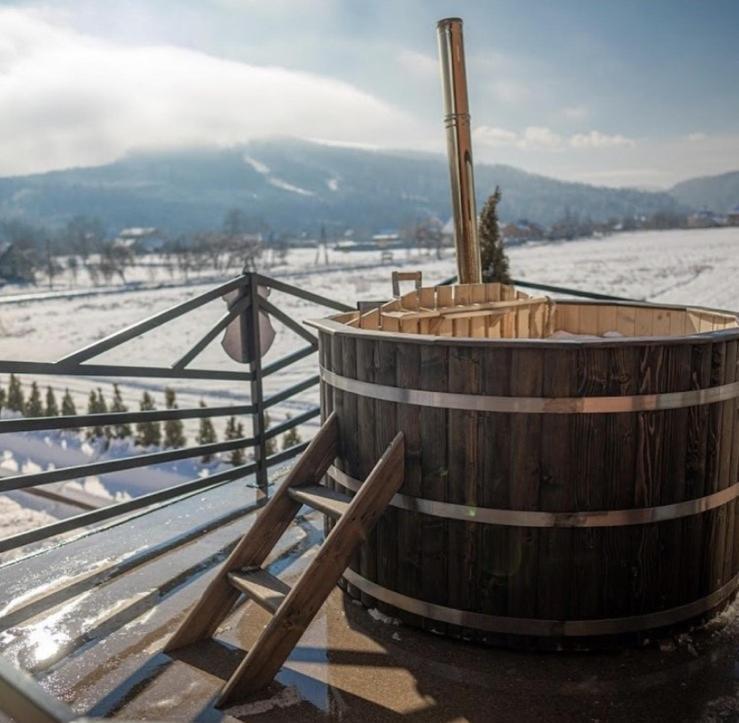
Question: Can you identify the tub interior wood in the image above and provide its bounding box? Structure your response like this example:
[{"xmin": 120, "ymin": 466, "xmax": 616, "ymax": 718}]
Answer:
[{"xmin": 310, "ymin": 282, "xmax": 739, "ymax": 647}]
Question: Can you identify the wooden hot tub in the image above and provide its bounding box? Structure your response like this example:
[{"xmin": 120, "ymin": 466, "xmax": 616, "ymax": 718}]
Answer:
[{"xmin": 309, "ymin": 282, "xmax": 739, "ymax": 647}]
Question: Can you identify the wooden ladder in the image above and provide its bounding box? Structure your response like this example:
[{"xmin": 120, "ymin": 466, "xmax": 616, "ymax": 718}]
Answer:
[{"xmin": 164, "ymin": 412, "xmax": 405, "ymax": 707}]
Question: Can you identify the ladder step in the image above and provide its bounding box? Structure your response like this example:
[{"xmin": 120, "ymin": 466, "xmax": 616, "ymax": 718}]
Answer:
[
  {"xmin": 227, "ymin": 569, "xmax": 291, "ymax": 614},
  {"xmin": 288, "ymin": 485, "xmax": 352, "ymax": 518}
]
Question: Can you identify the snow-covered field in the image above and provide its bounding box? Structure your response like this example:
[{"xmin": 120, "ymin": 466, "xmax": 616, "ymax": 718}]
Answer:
[{"xmin": 1, "ymin": 227, "xmax": 737, "ymax": 548}]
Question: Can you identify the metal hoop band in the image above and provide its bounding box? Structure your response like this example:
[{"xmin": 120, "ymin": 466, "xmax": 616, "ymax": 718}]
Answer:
[
  {"xmin": 343, "ymin": 568, "xmax": 739, "ymax": 636},
  {"xmin": 320, "ymin": 367, "xmax": 739, "ymax": 414},
  {"xmin": 329, "ymin": 466, "xmax": 739, "ymax": 528}
]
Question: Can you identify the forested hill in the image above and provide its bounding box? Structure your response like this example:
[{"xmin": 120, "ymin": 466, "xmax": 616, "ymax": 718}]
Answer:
[{"xmin": 0, "ymin": 138, "xmax": 692, "ymax": 233}]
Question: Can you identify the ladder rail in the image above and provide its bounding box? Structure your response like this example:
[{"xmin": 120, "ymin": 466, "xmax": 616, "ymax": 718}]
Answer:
[
  {"xmin": 217, "ymin": 431, "xmax": 405, "ymax": 706},
  {"xmin": 164, "ymin": 412, "xmax": 339, "ymax": 652}
]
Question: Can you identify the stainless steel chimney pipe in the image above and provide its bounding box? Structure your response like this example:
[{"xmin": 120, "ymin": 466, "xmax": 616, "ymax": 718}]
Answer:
[{"xmin": 437, "ymin": 17, "xmax": 482, "ymax": 284}]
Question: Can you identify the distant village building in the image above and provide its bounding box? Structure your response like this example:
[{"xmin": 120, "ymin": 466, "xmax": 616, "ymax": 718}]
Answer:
[
  {"xmin": 501, "ymin": 220, "xmax": 545, "ymax": 243},
  {"xmin": 0, "ymin": 241, "xmax": 34, "ymax": 284},
  {"xmin": 727, "ymin": 205, "xmax": 739, "ymax": 227},
  {"xmin": 687, "ymin": 208, "xmax": 723, "ymax": 228},
  {"xmin": 116, "ymin": 227, "xmax": 166, "ymax": 253}
]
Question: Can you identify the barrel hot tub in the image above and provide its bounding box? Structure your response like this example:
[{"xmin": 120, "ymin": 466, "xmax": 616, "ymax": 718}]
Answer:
[{"xmin": 309, "ymin": 282, "xmax": 739, "ymax": 647}]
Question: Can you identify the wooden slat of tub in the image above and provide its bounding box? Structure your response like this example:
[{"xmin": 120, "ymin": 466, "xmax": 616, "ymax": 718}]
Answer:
[
  {"xmin": 373, "ymin": 339, "xmax": 399, "ymax": 617},
  {"xmin": 355, "ymin": 337, "xmax": 378, "ymax": 608},
  {"xmin": 601, "ymin": 345, "xmax": 640, "ymax": 619},
  {"xmin": 320, "ymin": 333, "xmax": 334, "ymax": 542},
  {"xmin": 395, "ymin": 342, "xmax": 424, "ymax": 628},
  {"xmin": 634, "ymin": 308, "xmax": 654, "ymax": 338},
  {"xmin": 633, "ymin": 343, "xmax": 668, "ymax": 615},
  {"xmin": 485, "ymin": 282, "xmax": 502, "ymax": 302},
  {"xmin": 731, "ymin": 346, "xmax": 739, "ymax": 582},
  {"xmin": 615, "ymin": 306, "xmax": 637, "ymax": 337},
  {"xmin": 508, "ymin": 348, "xmax": 544, "ymax": 621},
  {"xmin": 418, "ymin": 287, "xmax": 435, "ymax": 309},
  {"xmin": 480, "ymin": 347, "xmax": 512, "ymax": 635},
  {"xmin": 652, "ymin": 308, "xmax": 672, "ymax": 337},
  {"xmin": 597, "ymin": 305, "xmax": 618, "ymax": 336},
  {"xmin": 517, "ymin": 307, "xmax": 530, "ymax": 339},
  {"xmin": 659, "ymin": 344, "xmax": 691, "ymax": 611},
  {"xmin": 447, "ymin": 345, "xmax": 483, "ymax": 639},
  {"xmin": 578, "ymin": 305, "xmax": 600, "ymax": 336},
  {"xmin": 719, "ymin": 340, "xmax": 737, "ymax": 586},
  {"xmin": 537, "ymin": 347, "xmax": 575, "ymax": 621},
  {"xmin": 570, "ymin": 347, "xmax": 609, "ymax": 618},
  {"xmin": 436, "ymin": 285, "xmax": 453, "ymax": 309},
  {"xmin": 705, "ymin": 340, "xmax": 728, "ymax": 595},
  {"xmin": 681, "ymin": 342, "xmax": 712, "ymax": 606},
  {"xmin": 418, "ymin": 343, "xmax": 449, "ymax": 635}
]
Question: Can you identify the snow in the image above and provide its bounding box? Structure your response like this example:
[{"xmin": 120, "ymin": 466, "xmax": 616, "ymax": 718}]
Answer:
[
  {"xmin": 1, "ymin": 226, "xmax": 738, "ymax": 543},
  {"xmin": 326, "ymin": 177, "xmax": 339, "ymax": 192},
  {"xmin": 242, "ymin": 155, "xmax": 270, "ymax": 175},
  {"xmin": 267, "ymin": 177, "xmax": 314, "ymax": 196}
]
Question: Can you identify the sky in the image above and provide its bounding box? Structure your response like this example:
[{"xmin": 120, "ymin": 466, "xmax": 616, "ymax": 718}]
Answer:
[{"xmin": 0, "ymin": 0, "xmax": 737, "ymax": 187}]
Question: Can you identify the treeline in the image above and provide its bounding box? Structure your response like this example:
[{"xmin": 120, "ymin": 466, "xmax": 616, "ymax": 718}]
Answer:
[{"xmin": 0, "ymin": 375, "xmax": 302, "ymax": 466}]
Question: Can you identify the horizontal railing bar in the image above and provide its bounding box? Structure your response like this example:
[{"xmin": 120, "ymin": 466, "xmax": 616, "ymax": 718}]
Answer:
[
  {"xmin": 264, "ymin": 407, "xmax": 320, "ymax": 441},
  {"xmin": 261, "ymin": 345, "xmax": 316, "ymax": 377},
  {"xmin": 263, "ymin": 375, "xmax": 320, "ymax": 409},
  {"xmin": 0, "ymin": 654, "xmax": 74, "ymax": 723},
  {"xmin": 0, "ymin": 360, "xmax": 253, "ymax": 382},
  {"xmin": 172, "ymin": 293, "xmax": 250, "ymax": 370},
  {"xmin": 57, "ymin": 275, "xmax": 250, "ymax": 365},
  {"xmin": 437, "ymin": 274, "xmax": 635, "ymax": 302},
  {"xmin": 0, "ymin": 434, "xmax": 257, "ymax": 494},
  {"xmin": 256, "ymin": 273, "xmax": 354, "ymax": 312},
  {"xmin": 0, "ymin": 403, "xmax": 255, "ymax": 434},
  {"xmin": 259, "ymin": 297, "xmax": 318, "ymax": 347},
  {"xmin": 246, "ymin": 441, "xmax": 311, "ymax": 489},
  {"xmin": 0, "ymin": 461, "xmax": 258, "ymax": 554}
]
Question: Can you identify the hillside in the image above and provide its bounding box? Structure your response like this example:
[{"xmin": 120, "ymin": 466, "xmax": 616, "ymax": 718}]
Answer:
[
  {"xmin": 669, "ymin": 171, "xmax": 739, "ymax": 213},
  {"xmin": 0, "ymin": 138, "xmax": 685, "ymax": 233}
]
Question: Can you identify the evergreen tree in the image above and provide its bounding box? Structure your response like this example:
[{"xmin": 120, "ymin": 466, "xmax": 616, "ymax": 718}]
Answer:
[
  {"xmin": 263, "ymin": 411, "xmax": 276, "ymax": 457},
  {"xmin": 61, "ymin": 388, "xmax": 78, "ymax": 431},
  {"xmin": 26, "ymin": 382, "xmax": 44, "ymax": 417},
  {"xmin": 0, "ymin": 385, "xmax": 6, "ymax": 413},
  {"xmin": 135, "ymin": 391, "xmax": 161, "ymax": 447},
  {"xmin": 86, "ymin": 389, "xmax": 105, "ymax": 439},
  {"xmin": 163, "ymin": 387, "xmax": 186, "ymax": 448},
  {"xmin": 281, "ymin": 414, "xmax": 303, "ymax": 451},
  {"xmin": 61, "ymin": 389, "xmax": 77, "ymax": 416},
  {"xmin": 478, "ymin": 186, "xmax": 511, "ymax": 284},
  {"xmin": 110, "ymin": 384, "xmax": 131, "ymax": 439},
  {"xmin": 225, "ymin": 415, "xmax": 246, "ymax": 466},
  {"xmin": 197, "ymin": 401, "xmax": 217, "ymax": 462},
  {"xmin": 45, "ymin": 386, "xmax": 59, "ymax": 417},
  {"xmin": 7, "ymin": 374, "xmax": 25, "ymax": 413}
]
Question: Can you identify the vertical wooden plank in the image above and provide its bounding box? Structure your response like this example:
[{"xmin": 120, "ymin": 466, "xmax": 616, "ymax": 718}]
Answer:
[
  {"xmin": 447, "ymin": 345, "xmax": 482, "ymax": 639},
  {"xmin": 485, "ymin": 282, "xmax": 501, "ymax": 302},
  {"xmin": 537, "ymin": 347, "xmax": 575, "ymax": 623},
  {"xmin": 597, "ymin": 306, "xmax": 618, "ymax": 336},
  {"xmin": 578, "ymin": 304, "xmax": 600, "ymax": 336},
  {"xmin": 418, "ymin": 287, "xmax": 435, "ymax": 309},
  {"xmin": 437, "ymin": 285, "xmax": 453, "ymax": 309},
  {"xmin": 518, "ymin": 307, "xmax": 530, "ymax": 339},
  {"xmin": 479, "ymin": 346, "xmax": 512, "ymax": 642},
  {"xmin": 615, "ymin": 306, "xmax": 636, "ymax": 338},
  {"xmin": 507, "ymin": 348, "xmax": 544, "ymax": 622},
  {"xmin": 652, "ymin": 308, "xmax": 672, "ymax": 337},
  {"xmin": 570, "ymin": 347, "xmax": 609, "ymax": 618},
  {"xmin": 418, "ymin": 343, "xmax": 449, "ymax": 635},
  {"xmin": 354, "ymin": 336, "xmax": 377, "ymax": 607},
  {"xmin": 634, "ymin": 308, "xmax": 654, "ymax": 338},
  {"xmin": 395, "ymin": 341, "xmax": 424, "ymax": 629},
  {"xmin": 718, "ymin": 340, "xmax": 737, "ymax": 587},
  {"xmin": 373, "ymin": 338, "xmax": 399, "ymax": 617}
]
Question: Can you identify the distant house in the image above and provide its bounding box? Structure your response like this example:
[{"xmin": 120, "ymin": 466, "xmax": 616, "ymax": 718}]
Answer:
[
  {"xmin": 0, "ymin": 241, "xmax": 35, "ymax": 284},
  {"xmin": 687, "ymin": 208, "xmax": 723, "ymax": 228},
  {"xmin": 728, "ymin": 205, "xmax": 739, "ymax": 227},
  {"xmin": 501, "ymin": 220, "xmax": 545, "ymax": 243},
  {"xmin": 116, "ymin": 227, "xmax": 167, "ymax": 253}
]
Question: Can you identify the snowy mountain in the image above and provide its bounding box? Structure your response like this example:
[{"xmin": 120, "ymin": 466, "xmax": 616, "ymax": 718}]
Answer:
[
  {"xmin": 0, "ymin": 138, "xmax": 688, "ymax": 233},
  {"xmin": 669, "ymin": 171, "xmax": 739, "ymax": 214}
]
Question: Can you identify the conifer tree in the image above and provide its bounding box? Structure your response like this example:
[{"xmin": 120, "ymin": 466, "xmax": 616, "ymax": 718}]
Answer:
[
  {"xmin": 478, "ymin": 186, "xmax": 511, "ymax": 284},
  {"xmin": 7, "ymin": 374, "xmax": 25, "ymax": 413},
  {"xmin": 61, "ymin": 389, "xmax": 77, "ymax": 416},
  {"xmin": 197, "ymin": 401, "xmax": 217, "ymax": 462},
  {"xmin": 61, "ymin": 388, "xmax": 78, "ymax": 431},
  {"xmin": 163, "ymin": 387, "xmax": 186, "ymax": 448},
  {"xmin": 281, "ymin": 414, "xmax": 303, "ymax": 451},
  {"xmin": 263, "ymin": 411, "xmax": 276, "ymax": 457},
  {"xmin": 135, "ymin": 391, "xmax": 161, "ymax": 447},
  {"xmin": 86, "ymin": 389, "xmax": 104, "ymax": 439},
  {"xmin": 110, "ymin": 384, "xmax": 131, "ymax": 439},
  {"xmin": 26, "ymin": 382, "xmax": 44, "ymax": 417},
  {"xmin": 0, "ymin": 385, "xmax": 6, "ymax": 413},
  {"xmin": 225, "ymin": 415, "xmax": 246, "ymax": 466},
  {"xmin": 45, "ymin": 386, "xmax": 59, "ymax": 417}
]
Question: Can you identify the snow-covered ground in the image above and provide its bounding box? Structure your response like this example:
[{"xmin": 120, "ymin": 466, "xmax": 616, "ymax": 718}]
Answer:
[{"xmin": 1, "ymin": 227, "xmax": 737, "ymax": 546}]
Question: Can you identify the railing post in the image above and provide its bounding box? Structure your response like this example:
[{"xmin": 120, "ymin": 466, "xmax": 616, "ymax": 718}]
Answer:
[{"xmin": 243, "ymin": 272, "xmax": 268, "ymax": 501}]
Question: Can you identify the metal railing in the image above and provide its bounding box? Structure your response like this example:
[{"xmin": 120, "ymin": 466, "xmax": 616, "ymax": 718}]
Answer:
[{"xmin": 0, "ymin": 271, "xmax": 351, "ymax": 557}]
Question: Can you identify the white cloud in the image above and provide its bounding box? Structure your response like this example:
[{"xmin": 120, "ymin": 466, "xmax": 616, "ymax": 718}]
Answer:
[
  {"xmin": 475, "ymin": 125, "xmax": 635, "ymax": 152},
  {"xmin": 569, "ymin": 131, "xmax": 635, "ymax": 149},
  {"xmin": 488, "ymin": 79, "xmax": 530, "ymax": 105},
  {"xmin": 0, "ymin": 8, "xmax": 423, "ymax": 176},
  {"xmin": 397, "ymin": 49, "xmax": 437, "ymax": 79}
]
